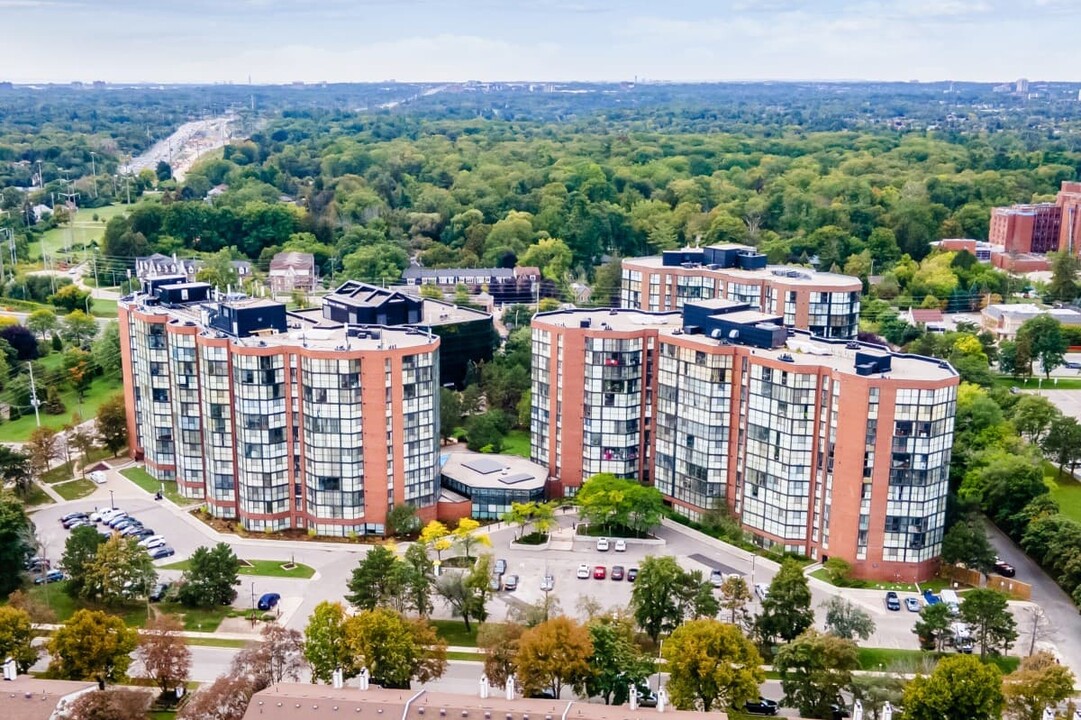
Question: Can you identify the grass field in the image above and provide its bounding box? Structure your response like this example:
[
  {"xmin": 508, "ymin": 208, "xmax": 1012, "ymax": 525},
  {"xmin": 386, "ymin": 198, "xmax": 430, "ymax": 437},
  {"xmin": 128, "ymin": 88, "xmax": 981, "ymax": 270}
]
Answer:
[
  {"xmin": 161, "ymin": 558, "xmax": 316, "ymax": 579},
  {"xmin": 857, "ymin": 647, "xmax": 1020, "ymax": 674},
  {"xmin": 431, "ymin": 618, "xmax": 482, "ymax": 646},
  {"xmin": 121, "ymin": 467, "xmax": 185, "ymax": 505},
  {"xmin": 995, "ymin": 376, "xmax": 1081, "ymax": 391},
  {"xmin": 446, "ymin": 651, "xmax": 485, "ymax": 662},
  {"xmin": 25, "ymin": 483, "xmax": 55, "ymax": 507},
  {"xmin": 0, "ymin": 374, "xmax": 122, "ymax": 443},
  {"xmin": 185, "ymin": 637, "xmax": 251, "ymax": 649},
  {"xmin": 809, "ymin": 568, "xmax": 953, "ymax": 593},
  {"xmin": 502, "ymin": 429, "xmax": 531, "ymax": 458},
  {"xmin": 1043, "ymin": 461, "xmax": 1081, "ymax": 524},
  {"xmin": 53, "ymin": 478, "xmax": 97, "ymax": 501},
  {"xmin": 41, "ymin": 448, "xmax": 114, "ymax": 484},
  {"xmin": 33, "ymin": 205, "xmax": 129, "ymax": 260}
]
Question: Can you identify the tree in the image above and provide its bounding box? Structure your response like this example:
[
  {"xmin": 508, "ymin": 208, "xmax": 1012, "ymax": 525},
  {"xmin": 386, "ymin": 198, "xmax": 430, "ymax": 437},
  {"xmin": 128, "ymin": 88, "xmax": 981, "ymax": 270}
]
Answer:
[
  {"xmin": 630, "ymin": 555, "xmax": 688, "ymax": 645},
  {"xmin": 849, "ymin": 675, "xmax": 907, "ymax": 720},
  {"xmin": 65, "ymin": 347, "xmax": 94, "ymax": 400},
  {"xmin": 92, "ymin": 321, "xmax": 123, "ymax": 377},
  {"xmin": 178, "ymin": 543, "xmax": 241, "ymax": 607},
  {"xmin": 1017, "ymin": 315, "xmax": 1067, "ymax": 378},
  {"xmin": 96, "ymin": 394, "xmax": 128, "ymax": 456},
  {"xmin": 1042, "ymin": 415, "xmax": 1081, "ymax": 480},
  {"xmin": 477, "ymin": 621, "xmax": 525, "ymax": 689},
  {"xmin": 232, "ymin": 624, "xmax": 305, "ymax": 691},
  {"xmin": 66, "ymin": 689, "xmax": 152, "ymax": 720},
  {"xmin": 1010, "ymin": 395, "xmax": 1061, "ymax": 444},
  {"xmin": 452, "ymin": 517, "xmax": 491, "ymax": 560},
  {"xmin": 26, "ymin": 426, "xmax": 62, "ymax": 480},
  {"xmin": 81, "ymin": 535, "xmax": 157, "ymax": 606},
  {"xmin": 756, "ymin": 559, "xmax": 813, "ymax": 644},
  {"xmin": 419, "ymin": 520, "xmax": 452, "ymax": 561},
  {"xmin": 913, "ymin": 602, "xmax": 954, "ymax": 651},
  {"xmin": 155, "ymin": 160, "xmax": 173, "ymax": 182},
  {"xmin": 61, "ymin": 310, "xmax": 99, "ymax": 347},
  {"xmin": 902, "ymin": 654, "xmax": 1002, "ymax": 720},
  {"xmin": 346, "ymin": 545, "xmax": 407, "ymax": 611},
  {"xmin": 584, "ymin": 614, "xmax": 655, "ymax": 705},
  {"xmin": 177, "ymin": 675, "xmax": 255, "ymax": 720},
  {"xmin": 47, "ymin": 609, "xmax": 139, "ymax": 687},
  {"xmin": 401, "ymin": 542, "xmax": 435, "ymax": 617},
  {"xmin": 663, "ymin": 618, "xmax": 764, "ymax": 712},
  {"xmin": 464, "ymin": 410, "xmax": 506, "ymax": 452},
  {"xmin": 0, "ymin": 323, "xmax": 39, "ymax": 360},
  {"xmin": 435, "ymin": 555, "xmax": 493, "ymax": 632},
  {"xmin": 0, "ymin": 494, "xmax": 35, "ymax": 598},
  {"xmin": 343, "ymin": 608, "xmax": 447, "ymax": 689},
  {"xmin": 514, "ymin": 616, "xmax": 593, "ymax": 699},
  {"xmin": 0, "ymin": 606, "xmax": 38, "ymax": 672},
  {"xmin": 304, "ymin": 601, "xmax": 353, "ymax": 684},
  {"xmin": 775, "ymin": 629, "xmax": 860, "ymax": 720},
  {"xmin": 822, "ymin": 597, "xmax": 876, "ymax": 642},
  {"xmin": 1003, "ymin": 651, "xmax": 1076, "ymax": 720},
  {"xmin": 941, "ymin": 519, "xmax": 997, "ymax": 575},
  {"xmin": 719, "ymin": 574, "xmax": 753, "ymax": 626},
  {"xmin": 387, "ymin": 503, "xmax": 420, "ymax": 537},
  {"xmin": 26, "ymin": 309, "xmax": 57, "ymax": 339},
  {"xmin": 61, "ymin": 524, "xmax": 108, "ymax": 597},
  {"xmin": 576, "ymin": 473, "xmax": 664, "ymax": 535},
  {"xmin": 1048, "ymin": 251, "xmax": 1080, "ymax": 303},
  {"xmin": 0, "ymin": 446, "xmax": 32, "ymax": 497},
  {"xmin": 520, "ymin": 238, "xmax": 573, "ymax": 282},
  {"xmin": 137, "ymin": 614, "xmax": 191, "ymax": 695},
  {"xmin": 49, "ymin": 284, "xmax": 92, "ymax": 314},
  {"xmin": 439, "ymin": 388, "xmax": 462, "ymax": 440},
  {"xmin": 960, "ymin": 588, "xmax": 1018, "ymax": 659}
]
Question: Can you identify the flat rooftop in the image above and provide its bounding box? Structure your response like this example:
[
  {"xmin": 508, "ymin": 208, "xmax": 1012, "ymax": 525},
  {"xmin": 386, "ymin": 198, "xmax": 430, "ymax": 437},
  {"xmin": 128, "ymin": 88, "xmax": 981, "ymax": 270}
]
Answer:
[
  {"xmin": 662, "ymin": 327, "xmax": 956, "ymax": 381},
  {"xmin": 441, "ymin": 452, "xmax": 547, "ymax": 491},
  {"xmin": 624, "ymin": 256, "xmax": 861, "ymax": 289},
  {"xmin": 532, "ymin": 308, "xmax": 682, "ymax": 333}
]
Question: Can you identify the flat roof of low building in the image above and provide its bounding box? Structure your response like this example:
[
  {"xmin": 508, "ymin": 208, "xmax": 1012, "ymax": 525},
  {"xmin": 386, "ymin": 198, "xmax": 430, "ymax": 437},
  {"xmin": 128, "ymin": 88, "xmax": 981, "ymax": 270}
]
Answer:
[
  {"xmin": 623, "ymin": 256, "xmax": 860, "ymax": 289},
  {"xmin": 532, "ymin": 308, "xmax": 682, "ymax": 333},
  {"xmin": 0, "ymin": 675, "xmax": 98, "ymax": 720},
  {"xmin": 441, "ymin": 452, "xmax": 547, "ymax": 491}
]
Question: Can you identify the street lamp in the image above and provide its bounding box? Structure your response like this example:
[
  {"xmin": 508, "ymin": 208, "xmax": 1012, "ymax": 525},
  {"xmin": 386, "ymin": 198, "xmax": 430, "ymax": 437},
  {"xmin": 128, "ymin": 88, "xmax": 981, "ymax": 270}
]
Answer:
[
  {"xmin": 251, "ymin": 582, "xmax": 256, "ymax": 626},
  {"xmin": 108, "ymin": 489, "xmax": 115, "ymax": 510}
]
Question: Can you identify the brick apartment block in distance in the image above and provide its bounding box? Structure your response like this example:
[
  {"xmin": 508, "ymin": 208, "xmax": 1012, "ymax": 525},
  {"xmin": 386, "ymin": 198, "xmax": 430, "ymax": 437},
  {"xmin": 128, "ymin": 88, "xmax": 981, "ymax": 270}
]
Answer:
[
  {"xmin": 621, "ymin": 244, "xmax": 862, "ymax": 339},
  {"xmin": 987, "ymin": 181, "xmax": 1081, "ymax": 271},
  {"xmin": 531, "ymin": 301, "xmax": 958, "ymax": 582},
  {"xmin": 117, "ymin": 277, "xmax": 491, "ymax": 537}
]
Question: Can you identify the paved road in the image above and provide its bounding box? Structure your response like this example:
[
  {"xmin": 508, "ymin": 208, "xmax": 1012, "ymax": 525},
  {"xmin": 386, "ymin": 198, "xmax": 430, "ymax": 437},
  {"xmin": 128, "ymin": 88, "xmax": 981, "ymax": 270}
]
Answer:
[{"xmin": 120, "ymin": 116, "xmax": 236, "ymax": 182}]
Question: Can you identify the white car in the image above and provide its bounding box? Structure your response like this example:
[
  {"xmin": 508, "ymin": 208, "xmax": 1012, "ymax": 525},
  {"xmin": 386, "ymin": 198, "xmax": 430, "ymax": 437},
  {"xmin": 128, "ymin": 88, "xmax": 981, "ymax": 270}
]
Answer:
[
  {"xmin": 614, "ymin": 539, "xmax": 627, "ymax": 552},
  {"xmin": 89, "ymin": 470, "xmax": 107, "ymax": 485},
  {"xmin": 755, "ymin": 583, "xmax": 769, "ymax": 600},
  {"xmin": 139, "ymin": 535, "xmax": 166, "ymax": 549},
  {"xmin": 596, "ymin": 537, "xmax": 610, "ymax": 552},
  {"xmin": 576, "ymin": 563, "xmax": 591, "ymax": 579}
]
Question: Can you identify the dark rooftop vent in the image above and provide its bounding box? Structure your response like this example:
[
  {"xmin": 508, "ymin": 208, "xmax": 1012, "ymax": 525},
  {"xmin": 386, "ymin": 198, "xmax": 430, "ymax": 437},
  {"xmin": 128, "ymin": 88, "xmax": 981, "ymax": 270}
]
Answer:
[
  {"xmin": 779, "ymin": 353, "xmax": 795, "ymax": 363},
  {"xmin": 579, "ymin": 318, "xmax": 591, "ymax": 328}
]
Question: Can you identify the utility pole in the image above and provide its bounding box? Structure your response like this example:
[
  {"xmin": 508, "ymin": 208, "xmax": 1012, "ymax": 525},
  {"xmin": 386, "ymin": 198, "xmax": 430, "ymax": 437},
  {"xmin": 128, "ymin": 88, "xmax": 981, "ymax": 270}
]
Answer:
[
  {"xmin": 27, "ymin": 362, "xmax": 41, "ymax": 427},
  {"xmin": 57, "ymin": 176, "xmax": 79, "ymax": 253},
  {"xmin": 92, "ymin": 249, "xmax": 99, "ymax": 287},
  {"xmin": 89, "ymin": 152, "xmax": 98, "ymax": 198}
]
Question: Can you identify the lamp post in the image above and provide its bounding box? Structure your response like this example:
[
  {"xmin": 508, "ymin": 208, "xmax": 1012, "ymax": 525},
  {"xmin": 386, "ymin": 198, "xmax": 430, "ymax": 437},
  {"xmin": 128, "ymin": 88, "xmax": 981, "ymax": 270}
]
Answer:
[
  {"xmin": 251, "ymin": 582, "xmax": 256, "ymax": 626},
  {"xmin": 108, "ymin": 489, "xmax": 115, "ymax": 510},
  {"xmin": 654, "ymin": 639, "xmax": 664, "ymax": 692}
]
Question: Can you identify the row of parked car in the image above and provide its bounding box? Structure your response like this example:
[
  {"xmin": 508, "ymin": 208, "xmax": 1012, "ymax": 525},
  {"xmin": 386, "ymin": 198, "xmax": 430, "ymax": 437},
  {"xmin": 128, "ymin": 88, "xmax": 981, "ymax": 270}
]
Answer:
[
  {"xmin": 59, "ymin": 509, "xmax": 176, "ymax": 560},
  {"xmin": 575, "ymin": 563, "xmax": 639, "ymax": 581}
]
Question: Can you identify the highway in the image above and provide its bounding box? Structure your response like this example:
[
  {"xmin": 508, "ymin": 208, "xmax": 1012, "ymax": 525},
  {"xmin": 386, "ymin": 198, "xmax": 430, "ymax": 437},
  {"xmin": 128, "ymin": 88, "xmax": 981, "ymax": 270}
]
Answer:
[{"xmin": 119, "ymin": 115, "xmax": 236, "ymax": 182}]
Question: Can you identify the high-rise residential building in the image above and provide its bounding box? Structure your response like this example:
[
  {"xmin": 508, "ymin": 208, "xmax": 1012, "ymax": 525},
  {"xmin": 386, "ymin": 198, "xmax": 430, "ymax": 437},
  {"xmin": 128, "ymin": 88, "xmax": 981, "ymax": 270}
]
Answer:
[
  {"xmin": 531, "ymin": 301, "xmax": 958, "ymax": 581},
  {"xmin": 119, "ymin": 277, "xmax": 443, "ymax": 536},
  {"xmin": 621, "ymin": 245, "xmax": 862, "ymax": 339}
]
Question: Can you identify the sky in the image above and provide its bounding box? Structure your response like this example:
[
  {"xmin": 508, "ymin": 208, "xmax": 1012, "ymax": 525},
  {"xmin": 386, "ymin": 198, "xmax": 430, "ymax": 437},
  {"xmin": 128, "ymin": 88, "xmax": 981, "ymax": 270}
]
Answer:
[{"xmin": 2, "ymin": 0, "xmax": 1079, "ymax": 84}]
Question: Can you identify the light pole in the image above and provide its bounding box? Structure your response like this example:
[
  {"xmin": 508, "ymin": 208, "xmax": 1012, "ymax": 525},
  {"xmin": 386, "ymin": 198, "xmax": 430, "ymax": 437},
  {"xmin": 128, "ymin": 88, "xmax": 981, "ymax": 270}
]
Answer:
[
  {"xmin": 251, "ymin": 582, "xmax": 256, "ymax": 626},
  {"xmin": 89, "ymin": 152, "xmax": 98, "ymax": 198},
  {"xmin": 655, "ymin": 639, "xmax": 664, "ymax": 692},
  {"xmin": 108, "ymin": 489, "xmax": 115, "ymax": 510}
]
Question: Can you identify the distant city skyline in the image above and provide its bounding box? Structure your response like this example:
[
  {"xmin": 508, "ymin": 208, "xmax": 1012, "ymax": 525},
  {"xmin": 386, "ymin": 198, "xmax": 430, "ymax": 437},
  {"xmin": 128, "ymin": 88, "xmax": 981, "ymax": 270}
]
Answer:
[{"xmin": 3, "ymin": 0, "xmax": 1079, "ymax": 85}]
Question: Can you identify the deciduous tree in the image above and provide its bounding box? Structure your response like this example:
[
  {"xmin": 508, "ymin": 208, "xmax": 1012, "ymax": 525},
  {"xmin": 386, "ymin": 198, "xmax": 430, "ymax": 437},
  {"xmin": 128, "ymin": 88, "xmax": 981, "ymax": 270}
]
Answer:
[
  {"xmin": 137, "ymin": 614, "xmax": 191, "ymax": 695},
  {"xmin": 26, "ymin": 426, "xmax": 62, "ymax": 480},
  {"xmin": 0, "ymin": 446, "xmax": 32, "ymax": 498},
  {"xmin": 756, "ymin": 559, "xmax": 813, "ymax": 644},
  {"xmin": 66, "ymin": 688, "xmax": 152, "ymax": 720},
  {"xmin": 343, "ymin": 608, "xmax": 447, "ymax": 689},
  {"xmin": 514, "ymin": 616, "xmax": 593, "ymax": 699},
  {"xmin": 178, "ymin": 543, "xmax": 241, "ymax": 607},
  {"xmin": 1002, "ymin": 651, "xmax": 1076, "ymax": 720},
  {"xmin": 232, "ymin": 624, "xmax": 304, "ymax": 691},
  {"xmin": 62, "ymin": 524, "xmax": 107, "ymax": 597},
  {"xmin": 304, "ymin": 601, "xmax": 353, "ymax": 684},
  {"xmin": 663, "ymin": 618, "xmax": 764, "ymax": 712},
  {"xmin": 177, "ymin": 675, "xmax": 255, "ymax": 720},
  {"xmin": 0, "ymin": 494, "xmax": 35, "ymax": 598},
  {"xmin": 902, "ymin": 654, "xmax": 1002, "ymax": 720},
  {"xmin": 81, "ymin": 534, "xmax": 157, "ymax": 606},
  {"xmin": 630, "ymin": 555, "xmax": 688, "ymax": 645},
  {"xmin": 719, "ymin": 575, "xmax": 753, "ymax": 626},
  {"xmin": 0, "ymin": 606, "xmax": 38, "ymax": 672},
  {"xmin": 61, "ymin": 310, "xmax": 98, "ymax": 347},
  {"xmin": 913, "ymin": 602, "xmax": 953, "ymax": 651},
  {"xmin": 477, "ymin": 621, "xmax": 525, "ymax": 689},
  {"xmin": 26, "ymin": 309, "xmax": 58, "ymax": 339},
  {"xmin": 435, "ymin": 555, "xmax": 493, "ymax": 632},
  {"xmin": 822, "ymin": 597, "xmax": 876, "ymax": 642},
  {"xmin": 940, "ymin": 519, "xmax": 997, "ymax": 575},
  {"xmin": 419, "ymin": 520, "xmax": 452, "ymax": 561},
  {"xmin": 95, "ymin": 394, "xmax": 128, "ymax": 456},
  {"xmin": 452, "ymin": 517, "xmax": 491, "ymax": 560},
  {"xmin": 774, "ymin": 629, "xmax": 860, "ymax": 720},
  {"xmin": 584, "ymin": 614, "xmax": 654, "ymax": 705},
  {"xmin": 47, "ymin": 609, "xmax": 139, "ymax": 687}
]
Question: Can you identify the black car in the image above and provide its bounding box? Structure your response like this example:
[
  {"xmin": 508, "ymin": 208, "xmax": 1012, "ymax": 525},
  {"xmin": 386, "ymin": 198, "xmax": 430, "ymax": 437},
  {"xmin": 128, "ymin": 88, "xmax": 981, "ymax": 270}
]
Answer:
[
  {"xmin": 60, "ymin": 512, "xmax": 88, "ymax": 527},
  {"xmin": 149, "ymin": 545, "xmax": 175, "ymax": 560},
  {"xmin": 627, "ymin": 567, "xmax": 638, "ymax": 582},
  {"xmin": 885, "ymin": 591, "xmax": 901, "ymax": 611},
  {"xmin": 831, "ymin": 704, "xmax": 851, "ymax": 720},
  {"xmin": 744, "ymin": 697, "xmax": 779, "ymax": 716},
  {"xmin": 635, "ymin": 688, "xmax": 658, "ymax": 707},
  {"xmin": 994, "ymin": 559, "xmax": 1016, "ymax": 577},
  {"xmin": 149, "ymin": 582, "xmax": 171, "ymax": 602},
  {"xmin": 129, "ymin": 528, "xmax": 155, "ymax": 540},
  {"xmin": 25, "ymin": 556, "xmax": 50, "ymax": 571},
  {"xmin": 528, "ymin": 689, "xmax": 556, "ymax": 700}
]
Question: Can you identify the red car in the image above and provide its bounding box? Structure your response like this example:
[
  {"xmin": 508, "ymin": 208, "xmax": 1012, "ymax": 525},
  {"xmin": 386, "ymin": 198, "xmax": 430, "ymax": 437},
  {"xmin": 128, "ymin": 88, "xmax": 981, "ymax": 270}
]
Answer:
[{"xmin": 593, "ymin": 565, "xmax": 606, "ymax": 579}]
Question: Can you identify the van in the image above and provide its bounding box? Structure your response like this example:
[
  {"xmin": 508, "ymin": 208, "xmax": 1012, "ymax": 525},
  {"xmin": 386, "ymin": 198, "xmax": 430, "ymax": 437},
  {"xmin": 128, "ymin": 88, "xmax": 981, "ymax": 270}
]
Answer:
[{"xmin": 940, "ymin": 589, "xmax": 961, "ymax": 615}]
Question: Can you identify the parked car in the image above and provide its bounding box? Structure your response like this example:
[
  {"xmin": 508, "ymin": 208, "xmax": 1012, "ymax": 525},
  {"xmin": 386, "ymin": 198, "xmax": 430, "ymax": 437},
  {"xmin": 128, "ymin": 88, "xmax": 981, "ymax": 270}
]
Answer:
[
  {"xmin": 885, "ymin": 591, "xmax": 901, "ymax": 611},
  {"xmin": 614, "ymin": 539, "xmax": 627, "ymax": 552},
  {"xmin": 257, "ymin": 593, "xmax": 281, "ymax": 611},
  {"xmin": 905, "ymin": 597, "xmax": 921, "ymax": 612},
  {"xmin": 922, "ymin": 589, "xmax": 940, "ymax": 605},
  {"xmin": 60, "ymin": 512, "xmax": 88, "ymax": 524},
  {"xmin": 830, "ymin": 703, "xmax": 851, "ymax": 720},
  {"xmin": 503, "ymin": 574, "xmax": 519, "ymax": 591},
  {"xmin": 62, "ymin": 515, "xmax": 89, "ymax": 529},
  {"xmin": 67, "ymin": 519, "xmax": 91, "ymax": 530},
  {"xmin": 994, "ymin": 559, "xmax": 1016, "ymax": 577},
  {"xmin": 98, "ymin": 508, "xmax": 123, "ymax": 523},
  {"xmin": 494, "ymin": 558, "xmax": 507, "ymax": 575},
  {"xmin": 636, "ymin": 688, "xmax": 658, "ymax": 707},
  {"xmin": 88, "ymin": 470, "xmax": 107, "ymax": 484},
  {"xmin": 121, "ymin": 524, "xmax": 148, "ymax": 537},
  {"xmin": 744, "ymin": 697, "xmax": 780, "ymax": 715},
  {"xmin": 627, "ymin": 567, "xmax": 638, "ymax": 582},
  {"xmin": 1065, "ymin": 361, "xmax": 1081, "ymax": 370},
  {"xmin": 25, "ymin": 557, "xmax": 50, "ymax": 572},
  {"xmin": 755, "ymin": 583, "xmax": 769, "ymax": 600},
  {"xmin": 34, "ymin": 570, "xmax": 64, "ymax": 585},
  {"xmin": 149, "ymin": 582, "xmax": 171, "ymax": 602},
  {"xmin": 541, "ymin": 574, "xmax": 555, "ymax": 591},
  {"xmin": 611, "ymin": 565, "xmax": 625, "ymax": 581},
  {"xmin": 148, "ymin": 546, "xmax": 175, "ymax": 560},
  {"xmin": 488, "ymin": 575, "xmax": 502, "ymax": 592},
  {"xmin": 710, "ymin": 569, "xmax": 725, "ymax": 587},
  {"xmin": 596, "ymin": 537, "xmax": 610, "ymax": 552},
  {"xmin": 593, "ymin": 565, "xmax": 606, "ymax": 579},
  {"xmin": 139, "ymin": 535, "xmax": 166, "ymax": 548},
  {"xmin": 105, "ymin": 513, "xmax": 130, "ymax": 528},
  {"xmin": 576, "ymin": 564, "xmax": 591, "ymax": 579},
  {"xmin": 528, "ymin": 689, "xmax": 556, "ymax": 700},
  {"xmin": 129, "ymin": 528, "xmax": 155, "ymax": 540}
]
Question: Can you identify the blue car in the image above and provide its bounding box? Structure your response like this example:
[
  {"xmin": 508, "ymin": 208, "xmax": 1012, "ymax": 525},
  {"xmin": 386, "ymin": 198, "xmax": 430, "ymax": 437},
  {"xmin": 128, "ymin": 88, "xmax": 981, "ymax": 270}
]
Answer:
[
  {"xmin": 257, "ymin": 593, "xmax": 281, "ymax": 611},
  {"xmin": 922, "ymin": 589, "xmax": 940, "ymax": 606},
  {"xmin": 33, "ymin": 570, "xmax": 65, "ymax": 585}
]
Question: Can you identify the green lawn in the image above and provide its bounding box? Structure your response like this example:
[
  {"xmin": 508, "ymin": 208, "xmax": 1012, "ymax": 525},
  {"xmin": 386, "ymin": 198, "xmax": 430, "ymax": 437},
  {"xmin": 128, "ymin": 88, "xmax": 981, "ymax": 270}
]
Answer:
[
  {"xmin": 121, "ymin": 467, "xmax": 186, "ymax": 505},
  {"xmin": 161, "ymin": 558, "xmax": 316, "ymax": 580},
  {"xmin": 1044, "ymin": 461, "xmax": 1081, "ymax": 524},
  {"xmin": 90, "ymin": 298, "xmax": 118, "ymax": 319},
  {"xmin": 184, "ymin": 637, "xmax": 251, "ymax": 649},
  {"xmin": 446, "ymin": 651, "xmax": 485, "ymax": 662},
  {"xmin": 0, "ymin": 374, "xmax": 122, "ymax": 443},
  {"xmin": 501, "ymin": 429, "xmax": 531, "ymax": 459},
  {"xmin": 857, "ymin": 647, "xmax": 1019, "ymax": 673},
  {"xmin": 25, "ymin": 482, "xmax": 55, "ymax": 507},
  {"xmin": 995, "ymin": 376, "xmax": 1081, "ymax": 391},
  {"xmin": 809, "ymin": 568, "xmax": 953, "ymax": 593},
  {"xmin": 33, "ymin": 205, "xmax": 129, "ymax": 260},
  {"xmin": 53, "ymin": 478, "xmax": 97, "ymax": 501},
  {"xmin": 157, "ymin": 602, "xmax": 236, "ymax": 633},
  {"xmin": 431, "ymin": 618, "xmax": 483, "ymax": 646}
]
